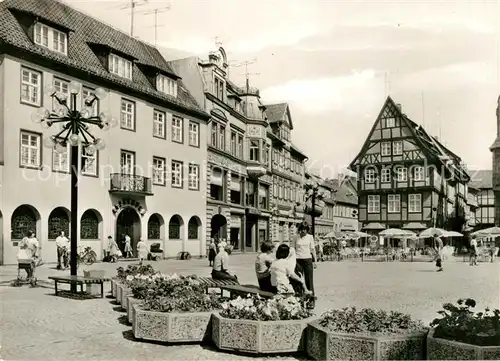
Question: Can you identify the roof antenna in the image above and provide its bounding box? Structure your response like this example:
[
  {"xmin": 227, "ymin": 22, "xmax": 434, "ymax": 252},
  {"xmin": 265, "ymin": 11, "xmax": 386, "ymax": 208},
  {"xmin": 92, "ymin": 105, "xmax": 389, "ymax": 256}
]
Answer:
[{"xmin": 138, "ymin": 5, "xmax": 171, "ymax": 46}]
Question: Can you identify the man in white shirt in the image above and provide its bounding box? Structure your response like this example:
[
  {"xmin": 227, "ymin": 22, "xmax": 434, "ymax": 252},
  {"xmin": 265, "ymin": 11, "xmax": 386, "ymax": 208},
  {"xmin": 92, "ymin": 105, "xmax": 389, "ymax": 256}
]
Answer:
[
  {"xmin": 56, "ymin": 231, "xmax": 69, "ymax": 270},
  {"xmin": 212, "ymin": 245, "xmax": 238, "ymax": 282}
]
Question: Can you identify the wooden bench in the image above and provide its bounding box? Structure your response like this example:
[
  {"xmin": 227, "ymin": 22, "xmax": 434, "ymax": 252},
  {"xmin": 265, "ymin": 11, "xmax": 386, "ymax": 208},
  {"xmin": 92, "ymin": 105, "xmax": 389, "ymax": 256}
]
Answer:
[
  {"xmin": 196, "ymin": 277, "xmax": 239, "ymax": 293},
  {"xmin": 220, "ymin": 284, "xmax": 275, "ymax": 299},
  {"xmin": 48, "ymin": 275, "xmax": 109, "ymax": 298}
]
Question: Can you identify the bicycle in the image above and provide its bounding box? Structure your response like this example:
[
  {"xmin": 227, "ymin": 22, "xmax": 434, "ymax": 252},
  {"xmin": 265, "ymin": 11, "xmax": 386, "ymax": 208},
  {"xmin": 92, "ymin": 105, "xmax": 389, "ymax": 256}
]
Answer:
[{"xmin": 75, "ymin": 246, "xmax": 98, "ymax": 266}]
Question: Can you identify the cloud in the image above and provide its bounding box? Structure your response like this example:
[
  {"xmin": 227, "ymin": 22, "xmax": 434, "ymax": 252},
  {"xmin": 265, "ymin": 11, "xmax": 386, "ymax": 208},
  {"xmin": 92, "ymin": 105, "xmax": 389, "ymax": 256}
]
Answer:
[{"xmin": 261, "ymin": 70, "xmax": 380, "ymax": 114}]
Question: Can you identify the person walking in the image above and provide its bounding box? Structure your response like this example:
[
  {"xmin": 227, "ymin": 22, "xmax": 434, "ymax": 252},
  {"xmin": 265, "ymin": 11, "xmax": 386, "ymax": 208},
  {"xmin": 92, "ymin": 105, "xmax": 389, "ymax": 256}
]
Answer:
[
  {"xmin": 137, "ymin": 238, "xmax": 149, "ymax": 262},
  {"xmin": 208, "ymin": 239, "xmax": 216, "ymax": 267},
  {"xmin": 124, "ymin": 234, "xmax": 133, "ymax": 258},
  {"xmin": 107, "ymin": 236, "xmax": 120, "ymax": 263},
  {"xmin": 469, "ymin": 235, "xmax": 479, "ymax": 266},
  {"xmin": 433, "ymin": 234, "xmax": 444, "ymax": 272},
  {"xmin": 55, "ymin": 231, "xmax": 69, "ymax": 270},
  {"xmin": 293, "ymin": 222, "xmax": 317, "ymax": 308}
]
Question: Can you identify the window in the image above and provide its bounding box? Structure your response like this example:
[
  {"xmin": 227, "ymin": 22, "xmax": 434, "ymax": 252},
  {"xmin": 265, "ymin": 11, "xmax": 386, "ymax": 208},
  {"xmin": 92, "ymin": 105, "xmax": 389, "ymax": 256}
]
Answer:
[
  {"xmin": 169, "ymin": 216, "xmax": 181, "ymax": 239},
  {"xmin": 230, "ymin": 132, "xmax": 237, "ymax": 156},
  {"xmin": 109, "ymin": 53, "xmax": 132, "ymax": 80},
  {"xmin": 81, "ymin": 146, "xmax": 98, "ymax": 176},
  {"xmin": 259, "ymin": 185, "xmax": 269, "ymax": 209},
  {"xmin": 152, "ymin": 157, "xmax": 166, "ymax": 185},
  {"xmin": 367, "ymin": 195, "xmax": 380, "ymax": 213},
  {"xmin": 11, "ymin": 206, "xmax": 37, "ymax": 240},
  {"xmin": 386, "ymin": 117, "xmax": 395, "ymax": 127},
  {"xmin": 218, "ymin": 125, "xmax": 226, "ymax": 151},
  {"xmin": 413, "ymin": 166, "xmax": 425, "ymax": 181},
  {"xmin": 188, "ymin": 217, "xmax": 199, "ymax": 239},
  {"xmin": 381, "ymin": 142, "xmax": 391, "ymax": 156},
  {"xmin": 238, "ymin": 135, "xmax": 244, "ymax": 158},
  {"xmin": 188, "ymin": 164, "xmax": 199, "ymax": 190},
  {"xmin": 264, "ymin": 145, "xmax": 270, "ymax": 166},
  {"xmin": 120, "ymin": 99, "xmax": 135, "ymax": 130},
  {"xmin": 52, "ymin": 143, "xmax": 69, "ymax": 172},
  {"xmin": 211, "ymin": 123, "xmax": 217, "ymax": 147},
  {"xmin": 80, "ymin": 210, "xmax": 99, "ymax": 239},
  {"xmin": 82, "ymin": 87, "xmax": 98, "ymax": 116},
  {"xmin": 171, "ymin": 160, "xmax": 183, "ymax": 188},
  {"xmin": 188, "ymin": 121, "xmax": 199, "ymax": 147},
  {"xmin": 156, "ymin": 74, "xmax": 177, "ymax": 97},
  {"xmin": 120, "ymin": 150, "xmax": 135, "ymax": 175},
  {"xmin": 214, "ymin": 76, "xmax": 224, "ymax": 100},
  {"xmin": 48, "ymin": 208, "xmax": 69, "ymax": 239},
  {"xmin": 153, "ymin": 110, "xmax": 166, "ymax": 138},
  {"xmin": 147, "ymin": 214, "xmax": 162, "ymax": 239},
  {"xmin": 20, "ymin": 131, "xmax": 41, "ymax": 168},
  {"xmin": 172, "ymin": 116, "xmax": 183, "ymax": 143},
  {"xmin": 393, "ymin": 141, "xmax": 403, "ymax": 155},
  {"xmin": 388, "ymin": 194, "xmax": 401, "ymax": 213},
  {"xmin": 20, "ymin": 68, "xmax": 42, "ymax": 106},
  {"xmin": 408, "ymin": 194, "xmax": 422, "ymax": 213},
  {"xmin": 34, "ymin": 22, "xmax": 67, "ymax": 55},
  {"xmin": 52, "ymin": 77, "xmax": 69, "ymax": 110},
  {"xmin": 364, "ymin": 168, "xmax": 376, "ymax": 183},
  {"xmin": 396, "ymin": 167, "xmax": 407, "ymax": 181},
  {"xmin": 249, "ymin": 139, "xmax": 260, "ymax": 161},
  {"xmin": 381, "ymin": 168, "xmax": 391, "ymax": 183}
]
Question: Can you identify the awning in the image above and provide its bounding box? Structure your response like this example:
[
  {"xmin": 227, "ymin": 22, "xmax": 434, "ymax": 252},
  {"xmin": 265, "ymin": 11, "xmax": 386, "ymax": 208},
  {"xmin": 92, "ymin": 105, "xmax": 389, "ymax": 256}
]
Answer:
[
  {"xmin": 211, "ymin": 169, "xmax": 222, "ymax": 186},
  {"xmin": 402, "ymin": 222, "xmax": 427, "ymax": 230},
  {"xmin": 230, "ymin": 177, "xmax": 241, "ymax": 191},
  {"xmin": 362, "ymin": 222, "xmax": 386, "ymax": 230}
]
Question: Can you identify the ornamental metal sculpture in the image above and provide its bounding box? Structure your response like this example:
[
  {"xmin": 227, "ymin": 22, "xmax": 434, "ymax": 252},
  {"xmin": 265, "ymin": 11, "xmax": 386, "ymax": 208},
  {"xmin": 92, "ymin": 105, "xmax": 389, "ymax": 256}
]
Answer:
[{"xmin": 31, "ymin": 81, "xmax": 116, "ymax": 283}]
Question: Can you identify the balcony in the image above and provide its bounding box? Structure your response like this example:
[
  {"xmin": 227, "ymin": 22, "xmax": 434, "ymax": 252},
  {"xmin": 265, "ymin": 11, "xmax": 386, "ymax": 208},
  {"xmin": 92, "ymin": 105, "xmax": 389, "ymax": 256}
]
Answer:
[
  {"xmin": 109, "ymin": 174, "xmax": 153, "ymax": 196},
  {"xmin": 247, "ymin": 163, "xmax": 267, "ymax": 179}
]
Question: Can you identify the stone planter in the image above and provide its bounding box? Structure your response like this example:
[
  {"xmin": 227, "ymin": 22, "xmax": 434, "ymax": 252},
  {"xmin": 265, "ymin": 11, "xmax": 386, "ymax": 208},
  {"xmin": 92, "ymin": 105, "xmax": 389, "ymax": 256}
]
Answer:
[
  {"xmin": 120, "ymin": 286, "xmax": 132, "ymax": 310},
  {"xmin": 127, "ymin": 297, "xmax": 142, "ymax": 325},
  {"xmin": 427, "ymin": 328, "xmax": 500, "ymax": 360},
  {"xmin": 132, "ymin": 304, "xmax": 213, "ymax": 343},
  {"xmin": 306, "ymin": 320, "xmax": 428, "ymax": 360},
  {"xmin": 83, "ymin": 269, "xmax": 106, "ymax": 296},
  {"xmin": 115, "ymin": 282, "xmax": 122, "ymax": 304},
  {"xmin": 211, "ymin": 312, "xmax": 314, "ymax": 354},
  {"xmin": 111, "ymin": 278, "xmax": 117, "ymax": 297}
]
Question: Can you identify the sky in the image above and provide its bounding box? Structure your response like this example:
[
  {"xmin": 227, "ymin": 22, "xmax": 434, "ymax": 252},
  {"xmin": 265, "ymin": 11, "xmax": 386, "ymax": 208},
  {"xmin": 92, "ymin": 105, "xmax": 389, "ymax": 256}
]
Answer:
[{"xmin": 65, "ymin": 0, "xmax": 500, "ymax": 178}]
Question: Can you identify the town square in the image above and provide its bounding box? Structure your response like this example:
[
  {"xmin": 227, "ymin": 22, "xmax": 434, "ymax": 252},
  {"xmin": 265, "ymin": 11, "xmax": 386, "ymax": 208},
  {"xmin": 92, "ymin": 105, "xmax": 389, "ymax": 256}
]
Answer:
[{"xmin": 0, "ymin": 0, "xmax": 499, "ymax": 360}]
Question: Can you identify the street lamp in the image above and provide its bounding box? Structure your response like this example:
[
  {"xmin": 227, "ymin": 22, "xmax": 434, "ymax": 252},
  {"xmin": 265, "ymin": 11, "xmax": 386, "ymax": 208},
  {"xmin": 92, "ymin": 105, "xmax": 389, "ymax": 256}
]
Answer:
[
  {"xmin": 31, "ymin": 81, "xmax": 116, "ymax": 282},
  {"xmin": 304, "ymin": 180, "xmax": 325, "ymax": 238}
]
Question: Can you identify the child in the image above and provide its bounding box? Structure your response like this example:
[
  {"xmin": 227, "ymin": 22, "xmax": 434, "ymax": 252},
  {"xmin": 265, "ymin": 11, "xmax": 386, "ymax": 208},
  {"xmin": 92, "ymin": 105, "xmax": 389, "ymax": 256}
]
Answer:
[{"xmin": 255, "ymin": 242, "xmax": 274, "ymax": 292}]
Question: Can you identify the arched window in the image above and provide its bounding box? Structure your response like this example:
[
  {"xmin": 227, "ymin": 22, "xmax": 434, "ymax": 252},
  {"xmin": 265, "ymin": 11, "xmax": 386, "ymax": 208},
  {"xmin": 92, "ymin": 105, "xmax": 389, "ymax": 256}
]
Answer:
[
  {"xmin": 148, "ymin": 214, "xmax": 163, "ymax": 239},
  {"xmin": 48, "ymin": 208, "xmax": 70, "ymax": 239},
  {"xmin": 188, "ymin": 216, "xmax": 200, "ymax": 239},
  {"xmin": 11, "ymin": 205, "xmax": 38, "ymax": 239},
  {"xmin": 80, "ymin": 210, "xmax": 100, "ymax": 239},
  {"xmin": 169, "ymin": 215, "xmax": 182, "ymax": 239}
]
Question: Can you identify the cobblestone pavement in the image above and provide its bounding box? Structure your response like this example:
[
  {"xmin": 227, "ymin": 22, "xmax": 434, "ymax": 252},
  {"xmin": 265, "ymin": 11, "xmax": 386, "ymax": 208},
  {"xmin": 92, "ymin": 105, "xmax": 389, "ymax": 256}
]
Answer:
[{"xmin": 1, "ymin": 255, "xmax": 499, "ymax": 360}]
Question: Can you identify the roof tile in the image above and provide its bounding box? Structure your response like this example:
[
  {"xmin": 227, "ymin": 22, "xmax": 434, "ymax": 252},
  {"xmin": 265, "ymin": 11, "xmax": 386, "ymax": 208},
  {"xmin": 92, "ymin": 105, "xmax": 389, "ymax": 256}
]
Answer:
[
  {"xmin": 0, "ymin": 0, "xmax": 207, "ymax": 118},
  {"xmin": 468, "ymin": 170, "xmax": 492, "ymax": 189}
]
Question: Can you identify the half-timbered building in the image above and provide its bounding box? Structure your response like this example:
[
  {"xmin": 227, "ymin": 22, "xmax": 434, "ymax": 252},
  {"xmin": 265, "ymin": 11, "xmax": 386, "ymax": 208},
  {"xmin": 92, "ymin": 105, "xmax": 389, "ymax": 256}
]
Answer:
[{"xmin": 349, "ymin": 96, "xmax": 470, "ymax": 233}]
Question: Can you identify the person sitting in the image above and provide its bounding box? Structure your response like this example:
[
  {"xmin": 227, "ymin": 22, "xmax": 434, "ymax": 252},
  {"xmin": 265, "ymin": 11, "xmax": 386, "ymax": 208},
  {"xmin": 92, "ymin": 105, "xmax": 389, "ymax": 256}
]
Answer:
[
  {"xmin": 255, "ymin": 241, "xmax": 274, "ymax": 292},
  {"xmin": 212, "ymin": 245, "xmax": 238, "ymax": 282},
  {"xmin": 270, "ymin": 244, "xmax": 311, "ymax": 295}
]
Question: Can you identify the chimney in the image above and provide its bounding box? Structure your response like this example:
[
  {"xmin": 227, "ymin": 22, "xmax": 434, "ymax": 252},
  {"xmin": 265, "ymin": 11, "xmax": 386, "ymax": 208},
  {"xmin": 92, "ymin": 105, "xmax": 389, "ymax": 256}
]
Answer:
[{"xmin": 396, "ymin": 103, "xmax": 402, "ymax": 111}]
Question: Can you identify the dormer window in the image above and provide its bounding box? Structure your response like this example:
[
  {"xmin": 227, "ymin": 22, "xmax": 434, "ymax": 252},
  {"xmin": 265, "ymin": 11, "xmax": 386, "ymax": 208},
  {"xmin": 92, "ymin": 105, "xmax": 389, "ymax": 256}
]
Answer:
[
  {"xmin": 156, "ymin": 74, "xmax": 177, "ymax": 97},
  {"xmin": 34, "ymin": 22, "xmax": 67, "ymax": 55},
  {"xmin": 214, "ymin": 76, "xmax": 224, "ymax": 101},
  {"xmin": 109, "ymin": 53, "xmax": 132, "ymax": 80}
]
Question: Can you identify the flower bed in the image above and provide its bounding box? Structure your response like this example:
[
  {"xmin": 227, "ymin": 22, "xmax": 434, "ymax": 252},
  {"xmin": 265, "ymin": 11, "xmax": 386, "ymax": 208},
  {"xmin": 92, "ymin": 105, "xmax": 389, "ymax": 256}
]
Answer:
[
  {"xmin": 212, "ymin": 295, "xmax": 315, "ymax": 354},
  {"xmin": 427, "ymin": 299, "xmax": 500, "ymax": 360},
  {"xmin": 132, "ymin": 274, "xmax": 221, "ymax": 343},
  {"xmin": 114, "ymin": 264, "xmax": 156, "ymax": 309},
  {"xmin": 306, "ymin": 307, "xmax": 427, "ymax": 360}
]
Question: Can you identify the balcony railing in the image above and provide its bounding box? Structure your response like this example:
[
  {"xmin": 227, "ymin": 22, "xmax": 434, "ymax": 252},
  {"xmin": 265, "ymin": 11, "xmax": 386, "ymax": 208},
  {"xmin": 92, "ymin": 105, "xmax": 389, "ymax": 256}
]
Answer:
[{"xmin": 109, "ymin": 173, "xmax": 153, "ymax": 196}]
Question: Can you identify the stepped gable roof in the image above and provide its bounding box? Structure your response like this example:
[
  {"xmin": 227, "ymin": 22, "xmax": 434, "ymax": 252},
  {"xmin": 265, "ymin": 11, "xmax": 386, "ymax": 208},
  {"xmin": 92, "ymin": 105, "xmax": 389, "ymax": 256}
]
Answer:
[
  {"xmin": 468, "ymin": 170, "xmax": 492, "ymax": 189},
  {"xmin": 0, "ymin": 0, "xmax": 207, "ymax": 119}
]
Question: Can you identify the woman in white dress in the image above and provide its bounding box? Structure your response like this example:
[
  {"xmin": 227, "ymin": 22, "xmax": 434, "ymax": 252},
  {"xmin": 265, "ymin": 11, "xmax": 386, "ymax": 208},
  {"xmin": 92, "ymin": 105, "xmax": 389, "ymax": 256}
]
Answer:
[
  {"xmin": 107, "ymin": 236, "xmax": 120, "ymax": 263},
  {"xmin": 137, "ymin": 239, "xmax": 149, "ymax": 262},
  {"xmin": 124, "ymin": 235, "xmax": 133, "ymax": 258}
]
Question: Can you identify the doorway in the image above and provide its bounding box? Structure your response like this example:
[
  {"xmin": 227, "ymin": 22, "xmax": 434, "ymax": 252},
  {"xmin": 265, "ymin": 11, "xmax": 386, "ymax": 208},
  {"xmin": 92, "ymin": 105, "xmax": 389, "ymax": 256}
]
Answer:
[
  {"xmin": 116, "ymin": 207, "xmax": 141, "ymax": 257},
  {"xmin": 210, "ymin": 214, "xmax": 227, "ymax": 241},
  {"xmin": 246, "ymin": 215, "xmax": 258, "ymax": 252}
]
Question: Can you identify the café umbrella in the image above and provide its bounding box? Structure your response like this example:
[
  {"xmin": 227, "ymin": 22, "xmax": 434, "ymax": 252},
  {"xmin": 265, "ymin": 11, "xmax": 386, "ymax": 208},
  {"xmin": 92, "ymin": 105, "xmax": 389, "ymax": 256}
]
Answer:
[
  {"xmin": 472, "ymin": 226, "xmax": 500, "ymax": 237},
  {"xmin": 419, "ymin": 227, "xmax": 446, "ymax": 238}
]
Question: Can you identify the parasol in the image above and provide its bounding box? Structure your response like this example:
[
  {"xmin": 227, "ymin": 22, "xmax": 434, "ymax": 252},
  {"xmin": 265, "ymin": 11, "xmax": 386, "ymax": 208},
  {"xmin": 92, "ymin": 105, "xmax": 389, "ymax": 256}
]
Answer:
[{"xmin": 419, "ymin": 227, "xmax": 446, "ymax": 238}]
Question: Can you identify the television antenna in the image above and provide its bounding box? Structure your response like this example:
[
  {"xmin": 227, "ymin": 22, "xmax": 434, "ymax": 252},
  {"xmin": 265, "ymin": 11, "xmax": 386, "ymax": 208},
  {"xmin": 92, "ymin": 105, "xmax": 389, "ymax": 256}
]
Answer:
[
  {"xmin": 107, "ymin": 0, "xmax": 149, "ymax": 37},
  {"xmin": 138, "ymin": 5, "xmax": 171, "ymax": 46}
]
